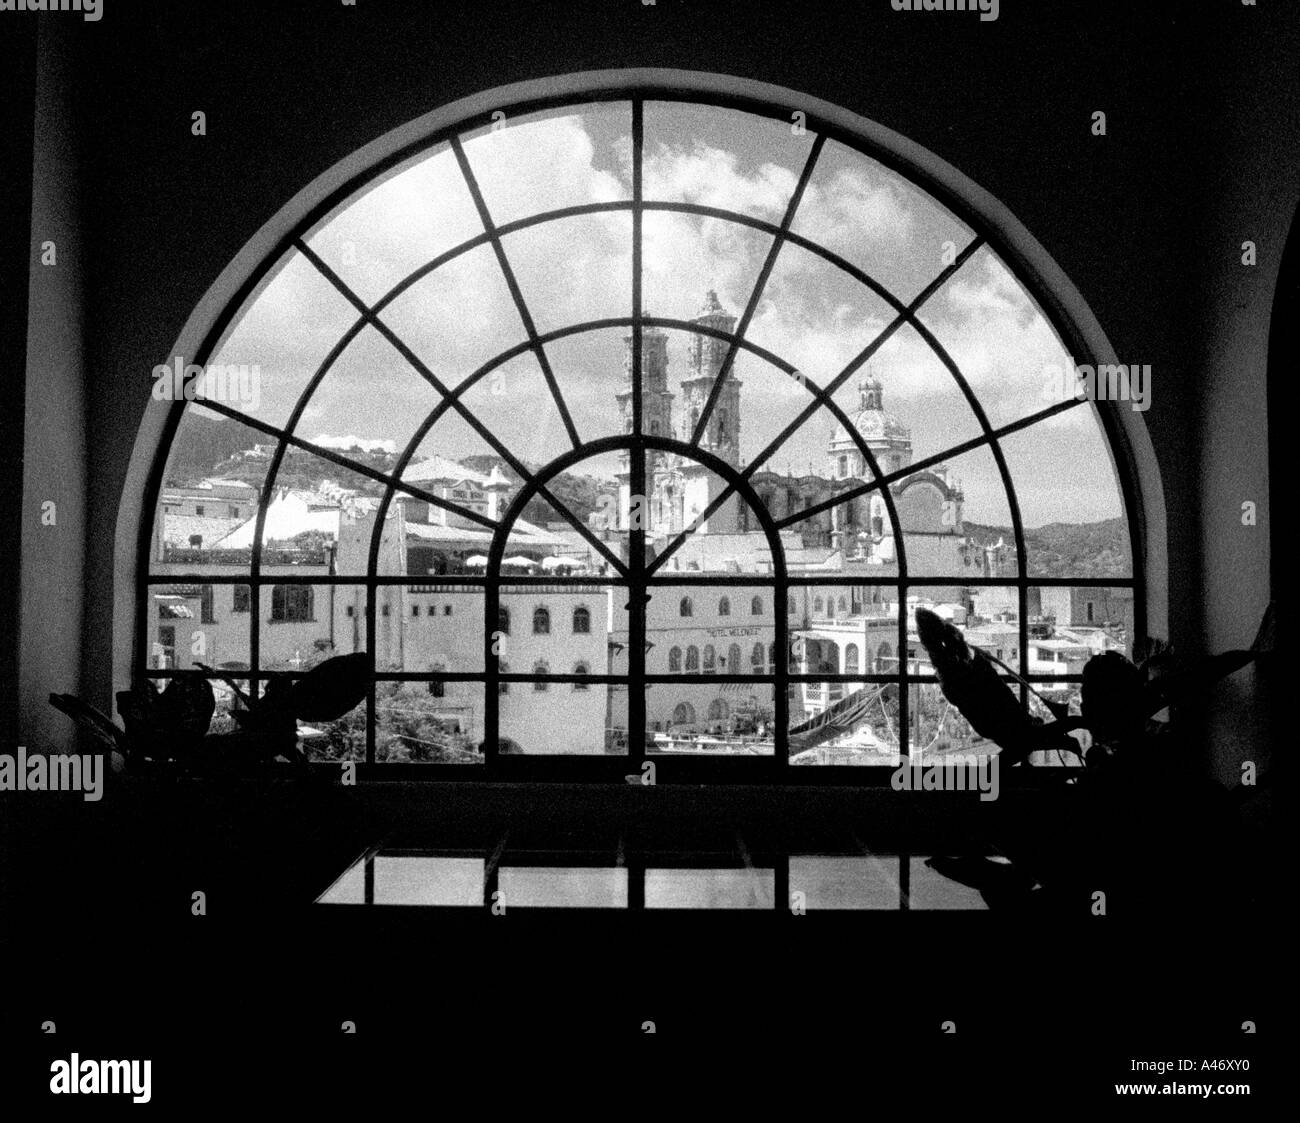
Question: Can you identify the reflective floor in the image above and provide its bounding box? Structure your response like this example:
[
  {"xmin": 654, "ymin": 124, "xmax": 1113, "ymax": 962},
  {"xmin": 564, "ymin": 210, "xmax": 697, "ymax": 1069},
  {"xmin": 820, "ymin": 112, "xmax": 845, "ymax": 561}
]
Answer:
[{"xmin": 317, "ymin": 831, "xmax": 991, "ymax": 911}]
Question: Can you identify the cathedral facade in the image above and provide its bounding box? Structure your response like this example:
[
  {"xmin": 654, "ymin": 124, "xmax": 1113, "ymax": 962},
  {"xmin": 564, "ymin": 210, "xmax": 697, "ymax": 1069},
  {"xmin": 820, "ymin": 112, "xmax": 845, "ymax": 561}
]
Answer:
[{"xmin": 615, "ymin": 292, "xmax": 971, "ymax": 565}]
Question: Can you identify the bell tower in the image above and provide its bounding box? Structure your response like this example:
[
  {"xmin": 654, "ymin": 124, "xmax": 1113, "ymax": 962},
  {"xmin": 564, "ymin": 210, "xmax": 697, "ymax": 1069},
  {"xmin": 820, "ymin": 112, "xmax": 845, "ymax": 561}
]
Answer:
[{"xmin": 615, "ymin": 324, "xmax": 673, "ymax": 530}]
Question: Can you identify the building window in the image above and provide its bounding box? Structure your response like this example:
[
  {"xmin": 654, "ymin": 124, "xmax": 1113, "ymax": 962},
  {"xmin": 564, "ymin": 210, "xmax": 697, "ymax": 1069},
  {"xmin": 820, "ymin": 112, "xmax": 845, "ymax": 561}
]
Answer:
[
  {"xmin": 533, "ymin": 661, "xmax": 549, "ymax": 690},
  {"xmin": 412, "ymin": 605, "xmax": 421, "ymax": 617},
  {"xmin": 270, "ymin": 585, "xmax": 313, "ymax": 623},
  {"xmin": 750, "ymin": 595, "xmax": 763, "ymax": 616},
  {"xmin": 845, "ymin": 644, "xmax": 860, "ymax": 674},
  {"xmin": 232, "ymin": 585, "xmax": 251, "ymax": 614},
  {"xmin": 727, "ymin": 643, "xmax": 742, "ymax": 673},
  {"xmin": 498, "ymin": 661, "xmax": 509, "ymax": 695},
  {"xmin": 685, "ymin": 645, "xmax": 699, "ymax": 673},
  {"xmin": 573, "ymin": 662, "xmax": 590, "ymax": 691},
  {"xmin": 672, "ymin": 702, "xmax": 696, "ymax": 726},
  {"xmin": 200, "ymin": 585, "xmax": 216, "ymax": 624},
  {"xmin": 194, "ymin": 505, "xmax": 204, "ymax": 516},
  {"xmin": 139, "ymin": 83, "xmax": 1142, "ymax": 773}
]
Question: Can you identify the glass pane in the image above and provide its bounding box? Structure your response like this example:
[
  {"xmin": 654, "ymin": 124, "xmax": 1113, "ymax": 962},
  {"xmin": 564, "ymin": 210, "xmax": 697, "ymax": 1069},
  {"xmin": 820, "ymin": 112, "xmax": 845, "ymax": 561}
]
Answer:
[
  {"xmin": 257, "ymin": 583, "xmax": 346, "ymax": 671},
  {"xmin": 304, "ymin": 689, "xmax": 366, "ymax": 763},
  {"xmin": 900, "ymin": 445, "xmax": 1015, "ymax": 577},
  {"xmin": 380, "ymin": 583, "xmax": 485, "ymax": 674},
  {"xmin": 451, "ymin": 351, "xmax": 576, "ymax": 469},
  {"xmin": 644, "ymin": 468, "xmax": 776, "ymax": 576},
  {"xmin": 646, "ymin": 681, "xmax": 775, "ymax": 753},
  {"xmin": 460, "ymin": 101, "xmax": 632, "ymax": 228},
  {"xmin": 501, "ymin": 211, "xmax": 632, "ymax": 337},
  {"xmin": 151, "ymin": 411, "xmax": 269, "ymax": 572},
  {"xmin": 915, "ymin": 244, "xmax": 1075, "ymax": 432},
  {"xmin": 789, "ymin": 856, "xmax": 901, "ymax": 909},
  {"xmin": 544, "ymin": 326, "xmax": 635, "ymax": 447},
  {"xmin": 910, "ymin": 682, "xmax": 1006, "ymax": 764},
  {"xmin": 304, "ymin": 142, "xmax": 484, "ymax": 305},
  {"xmin": 376, "ymin": 681, "xmax": 486, "ymax": 763},
  {"xmin": 642, "ymin": 212, "xmax": 775, "ymax": 325},
  {"xmin": 205, "ymin": 248, "xmax": 361, "ymax": 431},
  {"xmin": 789, "ymin": 680, "xmax": 903, "ymax": 766},
  {"xmin": 648, "ymin": 584, "xmax": 776, "ymax": 677},
  {"xmin": 644, "ymin": 100, "xmax": 812, "ymax": 222},
  {"xmin": 1028, "ymin": 586, "xmax": 1134, "ymax": 662},
  {"xmin": 146, "ymin": 584, "xmax": 251, "ymax": 672},
  {"xmin": 998, "ymin": 417, "xmax": 1133, "ymax": 577},
  {"xmin": 378, "ymin": 242, "xmax": 527, "ymax": 390},
  {"xmin": 911, "ymin": 585, "xmax": 1020, "ymax": 674},
  {"xmin": 789, "ymin": 138, "xmax": 975, "ymax": 305},
  {"xmin": 286, "ymin": 326, "xmax": 442, "ymax": 467}
]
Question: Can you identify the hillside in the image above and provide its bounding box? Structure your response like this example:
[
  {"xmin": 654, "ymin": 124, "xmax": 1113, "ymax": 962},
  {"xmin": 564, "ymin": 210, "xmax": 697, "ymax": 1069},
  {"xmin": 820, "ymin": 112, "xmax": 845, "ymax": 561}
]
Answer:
[{"xmin": 963, "ymin": 517, "xmax": 1130, "ymax": 578}]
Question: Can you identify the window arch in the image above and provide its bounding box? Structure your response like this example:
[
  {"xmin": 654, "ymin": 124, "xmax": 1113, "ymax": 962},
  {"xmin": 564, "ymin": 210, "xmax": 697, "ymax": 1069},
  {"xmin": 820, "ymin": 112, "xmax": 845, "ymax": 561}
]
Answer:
[
  {"xmin": 703, "ymin": 644, "xmax": 716, "ymax": 671},
  {"xmin": 750, "ymin": 595, "xmax": 763, "ymax": 616},
  {"xmin": 572, "ymin": 605, "xmax": 591, "ymax": 634},
  {"xmin": 685, "ymin": 645, "xmax": 700, "ymax": 673},
  {"xmin": 668, "ymin": 646, "xmax": 682, "ymax": 673},
  {"xmin": 845, "ymin": 644, "xmax": 860, "ymax": 674},
  {"xmin": 680, "ymin": 596, "xmax": 694, "ymax": 618},
  {"xmin": 707, "ymin": 699, "xmax": 729, "ymax": 724},
  {"xmin": 498, "ymin": 606, "xmax": 510, "ymax": 635},
  {"xmin": 672, "ymin": 702, "xmax": 696, "ymax": 726},
  {"xmin": 751, "ymin": 643, "xmax": 765, "ymax": 673},
  {"xmin": 727, "ymin": 644, "xmax": 743, "ymax": 674},
  {"xmin": 533, "ymin": 607, "xmax": 550, "ymax": 635},
  {"xmin": 718, "ymin": 596, "xmax": 730, "ymax": 616},
  {"xmin": 572, "ymin": 661, "xmax": 590, "ymax": 690},
  {"xmin": 134, "ymin": 76, "xmax": 1147, "ymax": 775},
  {"xmin": 533, "ymin": 661, "xmax": 549, "ymax": 690}
]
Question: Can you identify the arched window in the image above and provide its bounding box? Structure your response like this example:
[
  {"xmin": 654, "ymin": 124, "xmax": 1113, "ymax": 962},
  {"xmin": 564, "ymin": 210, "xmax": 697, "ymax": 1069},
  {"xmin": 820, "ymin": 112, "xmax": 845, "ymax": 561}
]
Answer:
[
  {"xmin": 572, "ymin": 661, "xmax": 590, "ymax": 691},
  {"xmin": 533, "ymin": 661, "xmax": 549, "ymax": 690},
  {"xmin": 672, "ymin": 702, "xmax": 696, "ymax": 726},
  {"xmin": 685, "ymin": 645, "xmax": 700, "ymax": 672},
  {"xmin": 703, "ymin": 644, "xmax": 716, "ymax": 671},
  {"xmin": 845, "ymin": 644, "xmax": 860, "ymax": 674},
  {"xmin": 138, "ymin": 81, "xmax": 1143, "ymax": 773},
  {"xmin": 498, "ymin": 661, "xmax": 509, "ymax": 695}
]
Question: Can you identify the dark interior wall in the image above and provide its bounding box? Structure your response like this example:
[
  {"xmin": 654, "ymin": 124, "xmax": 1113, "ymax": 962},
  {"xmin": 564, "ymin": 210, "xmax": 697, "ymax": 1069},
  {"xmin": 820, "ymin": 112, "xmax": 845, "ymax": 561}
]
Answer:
[{"xmin": 18, "ymin": 1, "xmax": 1292, "ymax": 765}]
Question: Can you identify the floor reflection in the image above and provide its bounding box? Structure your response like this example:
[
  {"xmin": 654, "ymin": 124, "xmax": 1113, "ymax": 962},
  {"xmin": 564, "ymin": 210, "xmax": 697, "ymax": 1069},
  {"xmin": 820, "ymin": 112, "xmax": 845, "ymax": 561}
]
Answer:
[{"xmin": 317, "ymin": 837, "xmax": 992, "ymax": 911}]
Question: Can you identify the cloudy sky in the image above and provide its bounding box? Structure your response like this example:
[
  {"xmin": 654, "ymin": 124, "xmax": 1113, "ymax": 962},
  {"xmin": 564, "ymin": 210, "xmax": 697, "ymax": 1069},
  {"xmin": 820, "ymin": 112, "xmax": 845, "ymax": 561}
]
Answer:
[{"xmin": 194, "ymin": 100, "xmax": 1128, "ymax": 531}]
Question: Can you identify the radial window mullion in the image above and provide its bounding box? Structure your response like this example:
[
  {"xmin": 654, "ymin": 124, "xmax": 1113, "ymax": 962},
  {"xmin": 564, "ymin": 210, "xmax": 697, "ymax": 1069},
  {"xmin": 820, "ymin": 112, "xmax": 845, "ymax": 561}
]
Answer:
[{"xmin": 448, "ymin": 135, "xmax": 582, "ymax": 451}]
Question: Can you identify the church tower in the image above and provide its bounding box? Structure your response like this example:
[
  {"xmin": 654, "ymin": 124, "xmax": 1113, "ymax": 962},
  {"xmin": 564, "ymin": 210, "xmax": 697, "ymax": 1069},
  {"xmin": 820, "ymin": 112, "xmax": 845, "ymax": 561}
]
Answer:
[
  {"xmin": 678, "ymin": 291, "xmax": 743, "ymax": 533},
  {"xmin": 615, "ymin": 325, "xmax": 674, "ymax": 530}
]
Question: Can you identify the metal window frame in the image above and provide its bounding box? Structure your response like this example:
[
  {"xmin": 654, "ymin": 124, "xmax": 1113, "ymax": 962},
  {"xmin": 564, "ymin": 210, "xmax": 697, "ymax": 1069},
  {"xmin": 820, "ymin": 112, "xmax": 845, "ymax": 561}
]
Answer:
[{"xmin": 136, "ymin": 87, "xmax": 1144, "ymax": 784}]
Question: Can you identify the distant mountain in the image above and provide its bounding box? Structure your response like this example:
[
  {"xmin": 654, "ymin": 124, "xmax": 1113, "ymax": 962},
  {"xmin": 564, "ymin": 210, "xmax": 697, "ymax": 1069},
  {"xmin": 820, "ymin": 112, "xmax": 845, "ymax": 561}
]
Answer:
[
  {"xmin": 963, "ymin": 517, "xmax": 1130, "ymax": 578},
  {"xmin": 164, "ymin": 414, "xmax": 259, "ymax": 484}
]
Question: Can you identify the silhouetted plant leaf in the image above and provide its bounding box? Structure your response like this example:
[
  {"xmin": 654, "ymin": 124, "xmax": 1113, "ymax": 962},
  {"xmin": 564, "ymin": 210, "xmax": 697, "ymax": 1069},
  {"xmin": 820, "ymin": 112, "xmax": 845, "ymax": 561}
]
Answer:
[{"xmin": 288, "ymin": 653, "xmax": 369, "ymax": 722}]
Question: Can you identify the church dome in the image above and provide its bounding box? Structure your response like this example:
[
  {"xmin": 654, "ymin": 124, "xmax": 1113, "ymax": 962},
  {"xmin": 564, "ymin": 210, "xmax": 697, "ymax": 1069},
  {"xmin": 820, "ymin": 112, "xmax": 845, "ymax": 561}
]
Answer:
[{"xmin": 830, "ymin": 371, "xmax": 912, "ymax": 448}]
